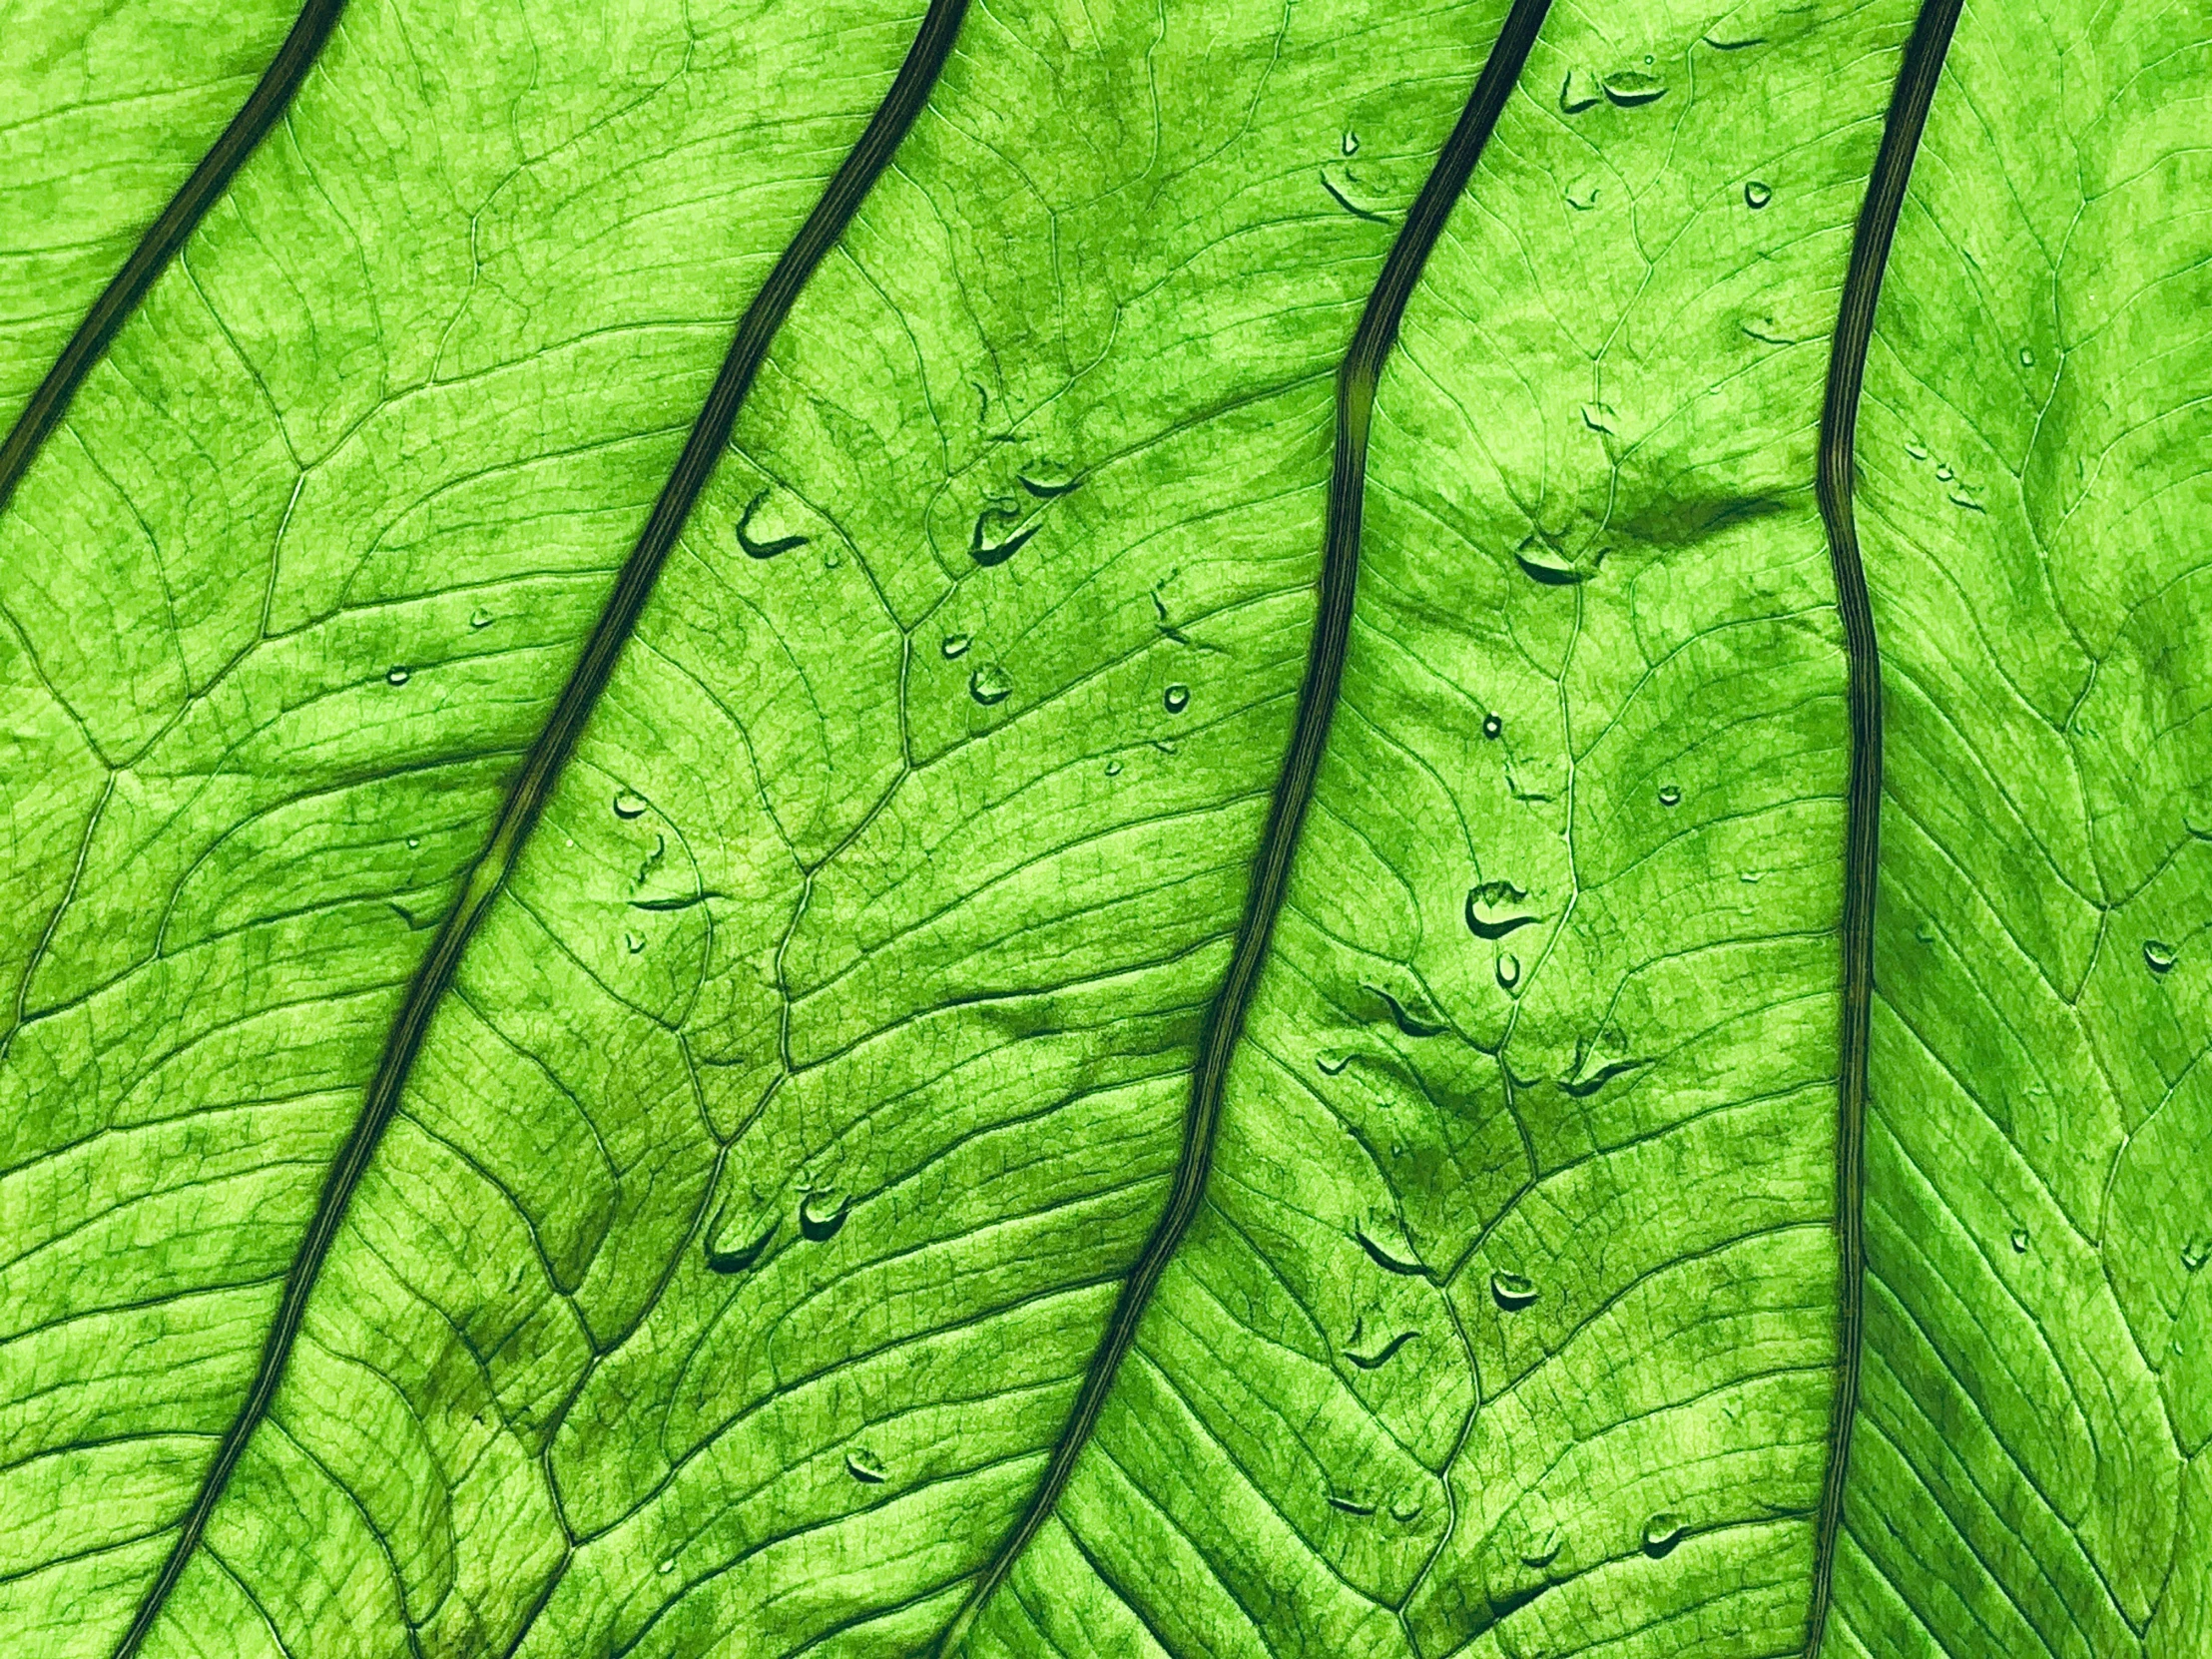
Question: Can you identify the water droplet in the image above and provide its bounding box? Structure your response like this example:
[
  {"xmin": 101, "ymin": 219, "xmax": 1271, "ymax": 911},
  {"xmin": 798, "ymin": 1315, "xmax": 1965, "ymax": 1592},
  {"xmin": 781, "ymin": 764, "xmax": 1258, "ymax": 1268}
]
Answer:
[
  {"xmin": 1514, "ymin": 544, "xmax": 1586, "ymax": 586},
  {"xmin": 1905, "ymin": 439, "xmax": 1929, "ymax": 460},
  {"xmin": 613, "ymin": 790, "xmax": 649, "ymax": 820},
  {"xmin": 1495, "ymin": 951, "xmax": 1521, "ymax": 990},
  {"xmin": 1935, "ymin": 462, "xmax": 1955, "ymax": 482},
  {"xmin": 468, "ymin": 606, "xmax": 494, "ymax": 629},
  {"xmin": 2182, "ymin": 1235, "xmax": 2210, "ymax": 1272},
  {"xmin": 1580, "ymin": 401, "xmax": 1617, "ymax": 434},
  {"xmin": 658, "ymin": 1558, "xmax": 676, "ymax": 1575},
  {"xmin": 1743, "ymin": 180, "xmax": 1772, "ymax": 210},
  {"xmin": 940, "ymin": 633, "xmax": 970, "ymax": 660},
  {"xmin": 1491, "ymin": 1270, "xmax": 1539, "ymax": 1311},
  {"xmin": 1104, "ymin": 759, "xmax": 1123, "ymax": 777},
  {"xmin": 845, "ymin": 1449, "xmax": 887, "ymax": 1484},
  {"xmin": 1658, "ymin": 785, "xmax": 1681, "ymax": 808},
  {"xmin": 2145, "ymin": 939, "xmax": 2177, "ymax": 974},
  {"xmin": 1642, "ymin": 1513, "xmax": 1685, "ymax": 1557},
  {"xmin": 1602, "ymin": 70, "xmax": 1668, "ymax": 107},
  {"xmin": 1482, "ymin": 712, "xmax": 1503, "ymax": 740},
  {"xmin": 2009, "ymin": 1226, "xmax": 2029, "ymax": 1253},
  {"xmin": 1559, "ymin": 68, "xmax": 1603, "ymax": 114},
  {"xmin": 2017, "ymin": 345, "xmax": 2035, "ymax": 367},
  {"xmin": 1466, "ymin": 880, "xmax": 1541, "ymax": 939},
  {"xmin": 1916, "ymin": 920, "xmax": 1937, "ymax": 945},
  {"xmin": 1317, "ymin": 1047, "xmax": 1354, "ymax": 1076},
  {"xmin": 737, "ymin": 488, "xmax": 810, "ymax": 560},
  {"xmin": 799, "ymin": 1190, "xmax": 852, "ymax": 1242},
  {"xmin": 1342, "ymin": 129, "xmax": 1360, "ymax": 156},
  {"xmin": 968, "ymin": 664, "xmax": 1012, "ymax": 706},
  {"xmin": 970, "ymin": 502, "xmax": 1038, "ymax": 567},
  {"xmin": 385, "ymin": 666, "xmax": 411, "ymax": 686},
  {"xmin": 1565, "ymin": 178, "xmax": 1601, "ymax": 212},
  {"xmin": 823, "ymin": 547, "xmax": 841, "ymax": 569},
  {"xmin": 703, "ymin": 1209, "xmax": 778, "ymax": 1274},
  {"xmin": 1520, "ymin": 1527, "xmax": 1563, "ymax": 1569},
  {"xmin": 624, "ymin": 929, "xmax": 646, "ymax": 955},
  {"xmin": 1164, "ymin": 683, "xmax": 1191, "ymax": 715}
]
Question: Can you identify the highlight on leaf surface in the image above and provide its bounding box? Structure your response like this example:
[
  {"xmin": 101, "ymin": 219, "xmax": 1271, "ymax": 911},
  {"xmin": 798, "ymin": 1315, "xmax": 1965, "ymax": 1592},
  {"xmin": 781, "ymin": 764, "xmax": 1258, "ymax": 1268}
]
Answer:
[{"xmin": 1, "ymin": 0, "xmax": 2203, "ymax": 1656}]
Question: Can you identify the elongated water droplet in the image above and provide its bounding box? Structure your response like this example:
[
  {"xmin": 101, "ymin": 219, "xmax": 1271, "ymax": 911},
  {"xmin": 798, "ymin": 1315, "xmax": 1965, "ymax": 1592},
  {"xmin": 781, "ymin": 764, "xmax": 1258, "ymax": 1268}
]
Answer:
[
  {"xmin": 1164, "ymin": 683, "xmax": 1191, "ymax": 715},
  {"xmin": 1317, "ymin": 1047, "xmax": 1354, "ymax": 1076},
  {"xmin": 1495, "ymin": 951, "xmax": 1521, "ymax": 990},
  {"xmin": 2146, "ymin": 938, "xmax": 2178, "ymax": 974},
  {"xmin": 845, "ymin": 1449, "xmax": 887, "ymax": 1484},
  {"xmin": 1905, "ymin": 439, "xmax": 1929, "ymax": 460},
  {"xmin": 940, "ymin": 633, "xmax": 970, "ymax": 660},
  {"xmin": 624, "ymin": 929, "xmax": 646, "ymax": 955},
  {"xmin": 1342, "ymin": 129, "xmax": 1360, "ymax": 156},
  {"xmin": 1642, "ymin": 1513, "xmax": 1684, "ymax": 1557},
  {"xmin": 658, "ymin": 1558, "xmax": 676, "ymax": 1575},
  {"xmin": 1482, "ymin": 713, "xmax": 1503, "ymax": 740},
  {"xmin": 1491, "ymin": 1270, "xmax": 1539, "ymax": 1311},
  {"xmin": 386, "ymin": 666, "xmax": 411, "ymax": 686},
  {"xmin": 1559, "ymin": 68, "xmax": 1603, "ymax": 114},
  {"xmin": 1602, "ymin": 70, "xmax": 1667, "ymax": 107},
  {"xmin": 468, "ymin": 606, "xmax": 494, "ymax": 629},
  {"xmin": 2009, "ymin": 1226, "xmax": 2029, "ymax": 1254},
  {"xmin": 613, "ymin": 790, "xmax": 649, "ymax": 820},
  {"xmin": 968, "ymin": 664, "xmax": 1011, "ymax": 706},
  {"xmin": 1521, "ymin": 1526, "xmax": 1563, "ymax": 1568},
  {"xmin": 1743, "ymin": 180, "xmax": 1772, "ymax": 210},
  {"xmin": 1658, "ymin": 785, "xmax": 1681, "ymax": 808},
  {"xmin": 1466, "ymin": 880, "xmax": 1541, "ymax": 939},
  {"xmin": 737, "ymin": 488, "xmax": 810, "ymax": 560},
  {"xmin": 1564, "ymin": 178, "xmax": 1601, "ymax": 211},
  {"xmin": 1935, "ymin": 462, "xmax": 1955, "ymax": 482},
  {"xmin": 703, "ymin": 1210, "xmax": 778, "ymax": 1275}
]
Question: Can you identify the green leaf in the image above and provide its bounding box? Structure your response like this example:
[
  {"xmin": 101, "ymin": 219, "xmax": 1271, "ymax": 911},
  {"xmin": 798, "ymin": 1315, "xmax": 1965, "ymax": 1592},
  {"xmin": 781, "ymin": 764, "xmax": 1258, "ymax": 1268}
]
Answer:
[{"xmin": 1, "ymin": 0, "xmax": 2204, "ymax": 1655}]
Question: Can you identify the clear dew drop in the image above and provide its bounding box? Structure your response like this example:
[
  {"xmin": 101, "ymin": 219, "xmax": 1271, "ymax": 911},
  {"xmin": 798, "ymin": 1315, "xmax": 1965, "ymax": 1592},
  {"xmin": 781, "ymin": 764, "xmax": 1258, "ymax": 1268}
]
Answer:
[
  {"xmin": 468, "ymin": 606, "xmax": 494, "ymax": 629},
  {"xmin": 1495, "ymin": 951, "xmax": 1521, "ymax": 991},
  {"xmin": 1520, "ymin": 1526, "xmax": 1564, "ymax": 1569},
  {"xmin": 1642, "ymin": 1513, "xmax": 1685, "ymax": 1557},
  {"xmin": 823, "ymin": 547, "xmax": 841, "ymax": 569},
  {"xmin": 1935, "ymin": 462, "xmax": 1955, "ymax": 482},
  {"xmin": 2182, "ymin": 1235, "xmax": 2210, "ymax": 1273},
  {"xmin": 613, "ymin": 790, "xmax": 649, "ymax": 820},
  {"xmin": 2145, "ymin": 938, "xmax": 2177, "ymax": 974},
  {"xmin": 1658, "ymin": 785, "xmax": 1681, "ymax": 808},
  {"xmin": 1916, "ymin": 920, "xmax": 1938, "ymax": 945},
  {"xmin": 968, "ymin": 664, "xmax": 1012, "ymax": 706},
  {"xmin": 1482, "ymin": 712, "xmax": 1503, "ymax": 740},
  {"xmin": 1490, "ymin": 1270, "xmax": 1539, "ymax": 1312},
  {"xmin": 657, "ymin": 1558, "xmax": 676, "ymax": 1575},
  {"xmin": 1905, "ymin": 438, "xmax": 1929, "ymax": 460},
  {"xmin": 2018, "ymin": 344, "xmax": 2035, "ymax": 367},
  {"xmin": 1743, "ymin": 180, "xmax": 1772, "ymax": 210},
  {"xmin": 1164, "ymin": 683, "xmax": 1191, "ymax": 715},
  {"xmin": 624, "ymin": 929, "xmax": 646, "ymax": 955},
  {"xmin": 1105, "ymin": 758, "xmax": 1123, "ymax": 777},
  {"xmin": 2009, "ymin": 1226, "xmax": 2029, "ymax": 1254},
  {"xmin": 405, "ymin": 835, "xmax": 420, "ymax": 850},
  {"xmin": 940, "ymin": 632, "xmax": 971, "ymax": 660},
  {"xmin": 1342, "ymin": 128, "xmax": 1361, "ymax": 156},
  {"xmin": 385, "ymin": 666, "xmax": 411, "ymax": 686},
  {"xmin": 1601, "ymin": 69, "xmax": 1668, "ymax": 107}
]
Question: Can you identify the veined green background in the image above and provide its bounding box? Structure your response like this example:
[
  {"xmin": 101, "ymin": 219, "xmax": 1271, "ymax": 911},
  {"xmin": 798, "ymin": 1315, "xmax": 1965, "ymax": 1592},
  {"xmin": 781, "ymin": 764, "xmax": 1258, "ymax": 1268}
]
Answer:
[{"xmin": 0, "ymin": 0, "xmax": 2202, "ymax": 1655}]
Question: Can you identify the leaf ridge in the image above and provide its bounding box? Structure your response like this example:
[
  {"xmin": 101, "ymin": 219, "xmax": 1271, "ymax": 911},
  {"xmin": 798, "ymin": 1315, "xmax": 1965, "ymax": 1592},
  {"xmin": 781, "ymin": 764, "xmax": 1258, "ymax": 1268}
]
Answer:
[
  {"xmin": 1806, "ymin": 0, "xmax": 1966, "ymax": 1651},
  {"xmin": 0, "ymin": 0, "xmax": 348, "ymax": 519},
  {"xmin": 103, "ymin": 0, "xmax": 974, "ymax": 1651},
  {"xmin": 923, "ymin": 0, "xmax": 1557, "ymax": 1647}
]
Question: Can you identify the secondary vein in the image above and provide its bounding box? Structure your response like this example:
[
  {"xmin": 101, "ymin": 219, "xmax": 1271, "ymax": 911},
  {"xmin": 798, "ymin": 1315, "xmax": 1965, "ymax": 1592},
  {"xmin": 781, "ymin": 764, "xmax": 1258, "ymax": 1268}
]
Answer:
[
  {"xmin": 1806, "ymin": 0, "xmax": 1963, "ymax": 1650},
  {"xmin": 925, "ymin": 0, "xmax": 1555, "ymax": 1647},
  {"xmin": 107, "ymin": 2, "xmax": 971, "ymax": 1652},
  {"xmin": 0, "ymin": 0, "xmax": 348, "ymax": 518}
]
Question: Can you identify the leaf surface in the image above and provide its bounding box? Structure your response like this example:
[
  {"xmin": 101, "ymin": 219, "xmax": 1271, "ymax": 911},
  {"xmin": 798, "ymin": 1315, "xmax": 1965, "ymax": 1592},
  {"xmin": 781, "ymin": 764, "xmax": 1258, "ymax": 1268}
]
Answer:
[{"xmin": 1, "ymin": 0, "xmax": 2205, "ymax": 1656}]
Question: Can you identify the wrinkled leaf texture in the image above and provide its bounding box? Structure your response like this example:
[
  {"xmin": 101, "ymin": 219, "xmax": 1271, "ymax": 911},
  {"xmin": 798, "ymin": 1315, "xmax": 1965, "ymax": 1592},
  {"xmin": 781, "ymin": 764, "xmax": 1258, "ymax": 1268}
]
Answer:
[{"xmin": 0, "ymin": 0, "xmax": 2205, "ymax": 1655}]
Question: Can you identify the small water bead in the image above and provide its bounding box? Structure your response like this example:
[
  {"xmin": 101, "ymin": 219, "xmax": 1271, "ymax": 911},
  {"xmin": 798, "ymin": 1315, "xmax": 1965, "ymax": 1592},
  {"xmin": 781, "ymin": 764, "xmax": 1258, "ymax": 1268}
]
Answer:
[
  {"xmin": 613, "ymin": 790, "xmax": 649, "ymax": 820},
  {"xmin": 1641, "ymin": 1513, "xmax": 1685, "ymax": 1557},
  {"xmin": 468, "ymin": 606, "xmax": 494, "ymax": 629},
  {"xmin": 624, "ymin": 930, "xmax": 646, "ymax": 955},
  {"xmin": 1935, "ymin": 462, "xmax": 1955, "ymax": 483},
  {"xmin": 1164, "ymin": 683, "xmax": 1191, "ymax": 715},
  {"xmin": 1342, "ymin": 129, "xmax": 1361, "ymax": 156},
  {"xmin": 2008, "ymin": 1226, "xmax": 2029, "ymax": 1254},
  {"xmin": 1105, "ymin": 758, "xmax": 1123, "ymax": 777},
  {"xmin": 658, "ymin": 1558, "xmax": 676, "ymax": 1576},
  {"xmin": 385, "ymin": 666, "xmax": 411, "ymax": 686},
  {"xmin": 2145, "ymin": 938, "xmax": 2177, "ymax": 974},
  {"xmin": 1743, "ymin": 180, "xmax": 1772, "ymax": 210},
  {"xmin": 1658, "ymin": 785, "xmax": 1681, "ymax": 808},
  {"xmin": 405, "ymin": 835, "xmax": 420, "ymax": 850},
  {"xmin": 1521, "ymin": 1527, "xmax": 1564, "ymax": 1569},
  {"xmin": 1495, "ymin": 951, "xmax": 1521, "ymax": 990},
  {"xmin": 968, "ymin": 664, "xmax": 1012, "ymax": 706},
  {"xmin": 2182, "ymin": 1236, "xmax": 2210, "ymax": 1273},
  {"xmin": 2018, "ymin": 345, "xmax": 2035, "ymax": 367},
  {"xmin": 1490, "ymin": 1270, "xmax": 1539, "ymax": 1311},
  {"xmin": 1482, "ymin": 712, "xmax": 1503, "ymax": 740},
  {"xmin": 1601, "ymin": 69, "xmax": 1668, "ymax": 107},
  {"xmin": 1905, "ymin": 439, "xmax": 1929, "ymax": 460},
  {"xmin": 940, "ymin": 632, "xmax": 970, "ymax": 660}
]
